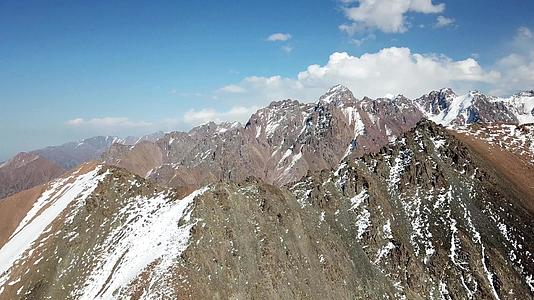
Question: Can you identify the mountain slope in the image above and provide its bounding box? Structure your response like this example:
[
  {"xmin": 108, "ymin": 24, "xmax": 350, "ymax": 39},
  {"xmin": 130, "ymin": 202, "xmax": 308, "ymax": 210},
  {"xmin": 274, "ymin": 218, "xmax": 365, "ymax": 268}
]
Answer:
[
  {"xmin": 1, "ymin": 120, "xmax": 532, "ymax": 299},
  {"xmin": 104, "ymin": 85, "xmax": 423, "ymax": 190},
  {"xmin": 0, "ymin": 152, "xmax": 65, "ymax": 200},
  {"xmin": 452, "ymin": 123, "xmax": 534, "ymax": 211},
  {"xmin": 31, "ymin": 136, "xmax": 127, "ymax": 170},
  {"xmin": 0, "ymin": 163, "xmax": 197, "ymax": 299},
  {"xmin": 415, "ymin": 89, "xmax": 534, "ymax": 126},
  {"xmin": 30, "ymin": 133, "xmax": 165, "ymax": 170},
  {"xmin": 103, "ymin": 86, "xmax": 534, "ymax": 194},
  {"xmin": 291, "ymin": 120, "xmax": 534, "ymax": 298},
  {"xmin": 0, "ymin": 164, "xmax": 395, "ymax": 299},
  {"xmin": 0, "ymin": 133, "xmax": 166, "ymax": 201}
]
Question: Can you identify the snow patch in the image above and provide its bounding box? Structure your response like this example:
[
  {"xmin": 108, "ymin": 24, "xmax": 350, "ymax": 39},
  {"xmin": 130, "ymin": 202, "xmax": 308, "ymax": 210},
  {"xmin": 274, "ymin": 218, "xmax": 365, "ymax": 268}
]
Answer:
[
  {"xmin": 76, "ymin": 187, "xmax": 209, "ymax": 299},
  {"xmin": 0, "ymin": 166, "xmax": 108, "ymax": 287},
  {"xmin": 349, "ymin": 189, "xmax": 368, "ymax": 211}
]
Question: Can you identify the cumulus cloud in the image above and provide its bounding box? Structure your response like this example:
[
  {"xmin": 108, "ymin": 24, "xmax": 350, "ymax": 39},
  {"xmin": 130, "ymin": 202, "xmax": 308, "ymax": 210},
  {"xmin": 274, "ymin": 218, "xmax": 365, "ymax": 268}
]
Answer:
[
  {"xmin": 489, "ymin": 27, "xmax": 534, "ymax": 95},
  {"xmin": 435, "ymin": 16, "xmax": 455, "ymax": 28},
  {"xmin": 183, "ymin": 106, "xmax": 260, "ymax": 126},
  {"xmin": 267, "ymin": 33, "xmax": 292, "ymax": 42},
  {"xmin": 339, "ymin": 0, "xmax": 445, "ymax": 34},
  {"xmin": 66, "ymin": 117, "xmax": 152, "ymax": 128},
  {"xmin": 218, "ymin": 47, "xmax": 499, "ymax": 101}
]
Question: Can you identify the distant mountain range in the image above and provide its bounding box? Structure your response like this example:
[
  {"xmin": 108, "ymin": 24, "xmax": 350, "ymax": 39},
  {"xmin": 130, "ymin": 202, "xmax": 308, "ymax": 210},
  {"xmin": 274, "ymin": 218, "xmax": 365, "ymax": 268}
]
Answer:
[
  {"xmin": 0, "ymin": 132, "xmax": 164, "ymax": 200},
  {"xmin": 0, "ymin": 85, "xmax": 532, "ymax": 299},
  {"xmin": 31, "ymin": 131, "xmax": 165, "ymax": 170}
]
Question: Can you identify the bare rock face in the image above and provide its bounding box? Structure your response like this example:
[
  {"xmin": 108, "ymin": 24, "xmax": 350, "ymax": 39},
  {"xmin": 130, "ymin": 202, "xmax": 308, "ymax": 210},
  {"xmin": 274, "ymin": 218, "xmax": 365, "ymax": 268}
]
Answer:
[
  {"xmin": 104, "ymin": 85, "xmax": 424, "ymax": 190},
  {"xmin": 291, "ymin": 120, "xmax": 534, "ymax": 299},
  {"xmin": 1, "ymin": 121, "xmax": 532, "ymax": 299},
  {"xmin": 0, "ymin": 152, "xmax": 65, "ymax": 200},
  {"xmin": 4, "ymin": 86, "xmax": 531, "ymax": 205}
]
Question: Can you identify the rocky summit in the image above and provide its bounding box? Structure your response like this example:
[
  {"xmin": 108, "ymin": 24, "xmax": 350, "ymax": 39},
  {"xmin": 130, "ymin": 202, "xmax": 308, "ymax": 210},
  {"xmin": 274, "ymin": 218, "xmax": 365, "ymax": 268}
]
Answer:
[
  {"xmin": 0, "ymin": 86, "xmax": 533, "ymax": 299},
  {"xmin": 102, "ymin": 86, "xmax": 533, "ymax": 194}
]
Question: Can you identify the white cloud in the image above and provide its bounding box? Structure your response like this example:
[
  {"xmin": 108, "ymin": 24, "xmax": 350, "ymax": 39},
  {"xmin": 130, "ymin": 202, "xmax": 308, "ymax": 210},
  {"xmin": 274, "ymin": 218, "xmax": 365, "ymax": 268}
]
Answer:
[
  {"xmin": 66, "ymin": 117, "xmax": 152, "ymax": 128},
  {"xmin": 64, "ymin": 27, "xmax": 534, "ymax": 135},
  {"xmin": 281, "ymin": 45, "xmax": 294, "ymax": 53},
  {"xmin": 339, "ymin": 0, "xmax": 445, "ymax": 34},
  {"xmin": 491, "ymin": 52, "xmax": 534, "ymax": 95},
  {"xmin": 183, "ymin": 106, "xmax": 260, "ymax": 126},
  {"xmin": 218, "ymin": 47, "xmax": 499, "ymax": 101},
  {"xmin": 66, "ymin": 118, "xmax": 84, "ymax": 126},
  {"xmin": 350, "ymin": 33, "xmax": 376, "ymax": 46},
  {"xmin": 517, "ymin": 26, "xmax": 533, "ymax": 39},
  {"xmin": 513, "ymin": 26, "xmax": 534, "ymax": 51},
  {"xmin": 267, "ymin": 33, "xmax": 292, "ymax": 42},
  {"xmin": 219, "ymin": 84, "xmax": 246, "ymax": 93},
  {"xmin": 435, "ymin": 16, "xmax": 455, "ymax": 28},
  {"xmin": 488, "ymin": 27, "xmax": 534, "ymax": 95}
]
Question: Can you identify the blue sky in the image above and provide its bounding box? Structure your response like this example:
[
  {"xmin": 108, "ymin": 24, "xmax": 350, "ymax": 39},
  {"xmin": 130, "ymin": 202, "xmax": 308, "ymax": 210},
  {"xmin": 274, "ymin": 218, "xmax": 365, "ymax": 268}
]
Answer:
[{"xmin": 1, "ymin": 0, "xmax": 533, "ymax": 160}]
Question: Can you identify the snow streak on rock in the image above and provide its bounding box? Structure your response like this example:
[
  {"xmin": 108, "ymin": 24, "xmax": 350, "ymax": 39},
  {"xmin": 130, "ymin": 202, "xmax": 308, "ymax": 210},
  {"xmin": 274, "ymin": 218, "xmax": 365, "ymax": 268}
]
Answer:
[
  {"xmin": 75, "ymin": 187, "xmax": 209, "ymax": 300},
  {"xmin": 0, "ymin": 166, "xmax": 108, "ymax": 291}
]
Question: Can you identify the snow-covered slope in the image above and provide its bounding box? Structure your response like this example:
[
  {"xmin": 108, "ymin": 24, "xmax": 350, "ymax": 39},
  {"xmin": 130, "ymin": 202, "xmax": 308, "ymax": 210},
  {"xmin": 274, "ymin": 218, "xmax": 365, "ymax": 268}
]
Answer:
[
  {"xmin": 0, "ymin": 165, "xmax": 108, "ymax": 282},
  {"xmin": 500, "ymin": 91, "xmax": 534, "ymax": 124},
  {"xmin": 415, "ymin": 88, "xmax": 534, "ymax": 127},
  {"xmin": 0, "ymin": 164, "xmax": 209, "ymax": 299},
  {"xmin": 455, "ymin": 123, "xmax": 534, "ymax": 164}
]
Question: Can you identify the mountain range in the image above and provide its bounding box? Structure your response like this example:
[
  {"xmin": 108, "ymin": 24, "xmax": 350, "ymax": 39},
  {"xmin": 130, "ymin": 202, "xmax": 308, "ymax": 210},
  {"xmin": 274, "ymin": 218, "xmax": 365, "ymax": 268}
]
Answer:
[
  {"xmin": 0, "ymin": 85, "xmax": 532, "ymax": 299},
  {"xmin": 102, "ymin": 86, "xmax": 534, "ymax": 192},
  {"xmin": 0, "ymin": 132, "xmax": 164, "ymax": 200}
]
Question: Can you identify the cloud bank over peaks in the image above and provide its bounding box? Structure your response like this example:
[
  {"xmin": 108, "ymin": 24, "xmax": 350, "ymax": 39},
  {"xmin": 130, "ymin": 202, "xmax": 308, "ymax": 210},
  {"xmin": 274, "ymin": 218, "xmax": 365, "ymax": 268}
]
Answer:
[{"xmin": 218, "ymin": 47, "xmax": 499, "ymax": 103}]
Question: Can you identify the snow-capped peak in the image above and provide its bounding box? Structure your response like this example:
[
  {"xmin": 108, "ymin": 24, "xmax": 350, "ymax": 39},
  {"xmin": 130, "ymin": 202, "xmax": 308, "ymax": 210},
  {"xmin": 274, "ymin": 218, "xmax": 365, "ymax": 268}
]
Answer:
[
  {"xmin": 414, "ymin": 88, "xmax": 534, "ymax": 126},
  {"xmin": 515, "ymin": 90, "xmax": 534, "ymax": 97},
  {"xmin": 327, "ymin": 84, "xmax": 350, "ymax": 94},
  {"xmin": 439, "ymin": 87, "xmax": 456, "ymax": 96},
  {"xmin": 502, "ymin": 91, "xmax": 534, "ymax": 124},
  {"xmin": 216, "ymin": 121, "xmax": 242, "ymax": 134},
  {"xmin": 319, "ymin": 84, "xmax": 355, "ymax": 104}
]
